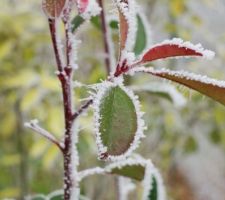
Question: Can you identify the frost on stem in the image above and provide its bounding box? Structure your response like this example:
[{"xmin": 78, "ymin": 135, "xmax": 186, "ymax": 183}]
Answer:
[
  {"xmin": 92, "ymin": 80, "xmax": 146, "ymax": 161},
  {"xmin": 24, "ymin": 119, "xmax": 63, "ymax": 150},
  {"xmin": 76, "ymin": 0, "xmax": 101, "ymax": 20}
]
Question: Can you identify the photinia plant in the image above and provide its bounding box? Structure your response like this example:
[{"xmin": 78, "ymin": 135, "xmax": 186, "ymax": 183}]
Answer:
[{"xmin": 24, "ymin": 0, "xmax": 225, "ymax": 199}]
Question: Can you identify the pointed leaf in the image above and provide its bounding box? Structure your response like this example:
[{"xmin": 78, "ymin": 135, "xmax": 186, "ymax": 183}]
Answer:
[
  {"xmin": 71, "ymin": 15, "xmax": 85, "ymax": 32},
  {"xmin": 116, "ymin": 0, "xmax": 137, "ymax": 55},
  {"xmin": 141, "ymin": 38, "xmax": 214, "ymax": 63},
  {"xmin": 135, "ymin": 67, "xmax": 225, "ymax": 106},
  {"xmin": 134, "ymin": 14, "xmax": 147, "ymax": 56},
  {"xmin": 42, "ymin": 0, "xmax": 67, "ymax": 19},
  {"xmin": 119, "ymin": 3, "xmax": 129, "ymax": 53},
  {"xmin": 93, "ymin": 83, "xmax": 145, "ymax": 160}
]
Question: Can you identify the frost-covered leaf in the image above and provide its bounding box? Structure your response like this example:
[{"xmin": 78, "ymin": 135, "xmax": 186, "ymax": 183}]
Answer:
[
  {"xmin": 71, "ymin": 15, "xmax": 85, "ymax": 32},
  {"xmin": 140, "ymin": 38, "xmax": 215, "ymax": 63},
  {"xmin": 131, "ymin": 82, "xmax": 186, "ymax": 108},
  {"xmin": 93, "ymin": 82, "xmax": 145, "ymax": 160},
  {"xmin": 118, "ymin": 1, "xmax": 129, "ymax": 52},
  {"xmin": 42, "ymin": 0, "xmax": 67, "ymax": 19},
  {"xmin": 134, "ymin": 14, "xmax": 147, "ymax": 56},
  {"xmin": 134, "ymin": 67, "xmax": 225, "ymax": 106},
  {"xmin": 116, "ymin": 0, "xmax": 137, "ymax": 54}
]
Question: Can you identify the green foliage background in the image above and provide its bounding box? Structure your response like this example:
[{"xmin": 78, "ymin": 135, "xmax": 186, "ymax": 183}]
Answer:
[{"xmin": 1, "ymin": 0, "xmax": 225, "ymax": 199}]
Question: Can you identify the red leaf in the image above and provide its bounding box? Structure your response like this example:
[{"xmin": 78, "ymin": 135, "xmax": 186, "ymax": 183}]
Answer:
[
  {"xmin": 134, "ymin": 67, "xmax": 225, "ymax": 106},
  {"xmin": 42, "ymin": 0, "xmax": 67, "ymax": 19},
  {"xmin": 141, "ymin": 38, "xmax": 214, "ymax": 63},
  {"xmin": 118, "ymin": 1, "xmax": 129, "ymax": 54}
]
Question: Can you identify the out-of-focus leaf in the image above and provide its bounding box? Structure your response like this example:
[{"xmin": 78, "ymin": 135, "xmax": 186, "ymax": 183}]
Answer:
[
  {"xmin": 71, "ymin": 15, "xmax": 85, "ymax": 33},
  {"xmin": 42, "ymin": 0, "xmax": 67, "ymax": 19},
  {"xmin": 109, "ymin": 20, "xmax": 119, "ymax": 29},
  {"xmin": 98, "ymin": 86, "xmax": 137, "ymax": 157},
  {"xmin": 110, "ymin": 164, "xmax": 145, "ymax": 181},
  {"xmin": 131, "ymin": 82, "xmax": 186, "ymax": 108},
  {"xmin": 136, "ymin": 68, "xmax": 225, "ymax": 106},
  {"xmin": 134, "ymin": 15, "xmax": 147, "ymax": 56},
  {"xmin": 209, "ymin": 129, "xmax": 221, "ymax": 144},
  {"xmin": 90, "ymin": 16, "xmax": 101, "ymax": 29},
  {"xmin": 183, "ymin": 136, "xmax": 198, "ymax": 154}
]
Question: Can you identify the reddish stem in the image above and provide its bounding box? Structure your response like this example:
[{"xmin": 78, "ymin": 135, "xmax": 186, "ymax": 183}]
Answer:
[
  {"xmin": 48, "ymin": 19, "xmax": 64, "ymax": 72},
  {"xmin": 98, "ymin": 0, "xmax": 111, "ymax": 75}
]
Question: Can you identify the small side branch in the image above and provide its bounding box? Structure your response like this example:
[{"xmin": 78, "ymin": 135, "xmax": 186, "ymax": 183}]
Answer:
[
  {"xmin": 72, "ymin": 99, "xmax": 93, "ymax": 121},
  {"xmin": 24, "ymin": 119, "xmax": 64, "ymax": 151}
]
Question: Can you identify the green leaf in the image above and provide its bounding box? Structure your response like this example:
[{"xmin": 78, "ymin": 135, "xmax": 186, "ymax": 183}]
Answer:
[
  {"xmin": 71, "ymin": 15, "xmax": 85, "ymax": 33},
  {"xmin": 183, "ymin": 135, "xmax": 198, "ymax": 154},
  {"xmin": 134, "ymin": 14, "xmax": 147, "ymax": 56},
  {"xmin": 90, "ymin": 16, "xmax": 101, "ymax": 29},
  {"xmin": 148, "ymin": 176, "xmax": 157, "ymax": 200},
  {"xmin": 109, "ymin": 20, "xmax": 119, "ymax": 29},
  {"xmin": 98, "ymin": 85, "xmax": 138, "ymax": 157},
  {"xmin": 110, "ymin": 164, "xmax": 145, "ymax": 181}
]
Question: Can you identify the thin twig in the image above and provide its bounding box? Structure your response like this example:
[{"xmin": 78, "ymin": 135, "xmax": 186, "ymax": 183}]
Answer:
[
  {"xmin": 98, "ymin": 0, "xmax": 111, "ymax": 75},
  {"xmin": 24, "ymin": 120, "xmax": 64, "ymax": 151}
]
